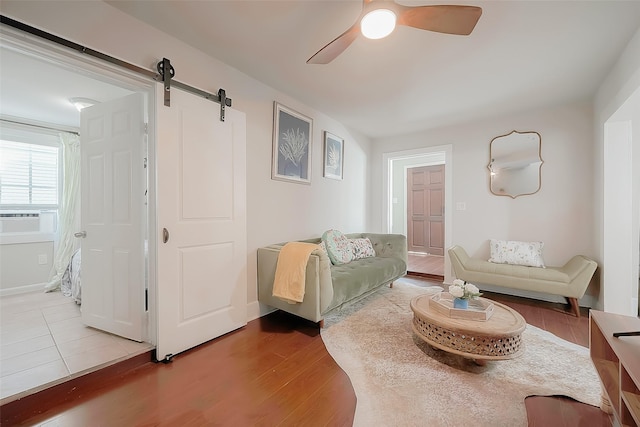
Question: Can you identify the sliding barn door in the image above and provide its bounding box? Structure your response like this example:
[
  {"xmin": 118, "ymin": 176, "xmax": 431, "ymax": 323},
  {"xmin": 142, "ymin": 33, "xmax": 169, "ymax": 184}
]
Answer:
[
  {"xmin": 156, "ymin": 86, "xmax": 247, "ymax": 361},
  {"xmin": 80, "ymin": 92, "xmax": 145, "ymax": 341}
]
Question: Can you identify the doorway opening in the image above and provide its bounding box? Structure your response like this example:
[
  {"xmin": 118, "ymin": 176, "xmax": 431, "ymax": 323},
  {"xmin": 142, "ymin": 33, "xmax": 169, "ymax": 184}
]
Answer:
[
  {"xmin": 0, "ymin": 31, "xmax": 155, "ymax": 403},
  {"xmin": 382, "ymin": 145, "xmax": 452, "ymax": 283},
  {"xmin": 603, "ymin": 85, "xmax": 640, "ymax": 316},
  {"xmin": 406, "ymin": 164, "xmax": 445, "ymax": 279}
]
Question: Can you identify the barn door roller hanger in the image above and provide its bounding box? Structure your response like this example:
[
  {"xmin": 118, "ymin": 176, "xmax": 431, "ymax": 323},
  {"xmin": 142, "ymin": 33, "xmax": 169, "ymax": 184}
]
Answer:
[{"xmin": 156, "ymin": 57, "xmax": 230, "ymax": 121}]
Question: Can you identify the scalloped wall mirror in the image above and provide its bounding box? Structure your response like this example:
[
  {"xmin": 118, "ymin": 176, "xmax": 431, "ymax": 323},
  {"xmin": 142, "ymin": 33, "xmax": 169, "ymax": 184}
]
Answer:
[{"xmin": 488, "ymin": 130, "xmax": 543, "ymax": 198}]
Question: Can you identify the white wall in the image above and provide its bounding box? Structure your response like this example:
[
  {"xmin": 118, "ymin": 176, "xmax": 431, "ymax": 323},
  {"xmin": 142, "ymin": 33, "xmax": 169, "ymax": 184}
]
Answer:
[
  {"xmin": 0, "ymin": 241, "xmax": 53, "ymax": 292},
  {"xmin": 1, "ymin": 1, "xmax": 372, "ymax": 318},
  {"xmin": 594, "ymin": 26, "xmax": 640, "ymax": 314},
  {"xmin": 372, "ymin": 102, "xmax": 598, "ymax": 303}
]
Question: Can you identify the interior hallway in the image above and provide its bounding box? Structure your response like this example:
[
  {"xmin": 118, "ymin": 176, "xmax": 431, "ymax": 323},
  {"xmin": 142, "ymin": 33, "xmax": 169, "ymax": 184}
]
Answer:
[
  {"xmin": 0, "ymin": 290, "xmax": 153, "ymax": 403},
  {"xmin": 407, "ymin": 252, "xmax": 444, "ymax": 280}
]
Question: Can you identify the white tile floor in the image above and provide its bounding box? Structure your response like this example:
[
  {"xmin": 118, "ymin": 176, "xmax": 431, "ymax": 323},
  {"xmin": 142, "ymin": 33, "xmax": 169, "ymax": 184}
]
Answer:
[{"xmin": 0, "ymin": 290, "xmax": 153, "ymax": 403}]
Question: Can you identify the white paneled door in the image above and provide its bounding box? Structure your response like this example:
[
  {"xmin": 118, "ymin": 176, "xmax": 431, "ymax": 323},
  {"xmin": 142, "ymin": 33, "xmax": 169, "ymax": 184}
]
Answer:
[
  {"xmin": 156, "ymin": 86, "xmax": 247, "ymax": 361},
  {"xmin": 80, "ymin": 92, "xmax": 146, "ymax": 342}
]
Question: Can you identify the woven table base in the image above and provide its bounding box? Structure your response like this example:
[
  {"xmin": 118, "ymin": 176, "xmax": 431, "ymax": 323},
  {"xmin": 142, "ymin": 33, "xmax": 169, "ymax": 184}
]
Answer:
[
  {"xmin": 412, "ymin": 316, "xmax": 523, "ymax": 357},
  {"xmin": 410, "ymin": 293, "xmax": 526, "ymax": 361}
]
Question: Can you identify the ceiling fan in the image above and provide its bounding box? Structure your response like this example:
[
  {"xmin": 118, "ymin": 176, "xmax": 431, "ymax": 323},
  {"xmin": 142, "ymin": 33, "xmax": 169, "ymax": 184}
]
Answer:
[{"xmin": 307, "ymin": 1, "xmax": 482, "ymax": 64}]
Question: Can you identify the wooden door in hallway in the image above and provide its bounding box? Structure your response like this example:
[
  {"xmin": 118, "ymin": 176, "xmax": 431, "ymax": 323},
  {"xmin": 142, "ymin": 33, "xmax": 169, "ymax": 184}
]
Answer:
[{"xmin": 407, "ymin": 165, "xmax": 444, "ymax": 255}]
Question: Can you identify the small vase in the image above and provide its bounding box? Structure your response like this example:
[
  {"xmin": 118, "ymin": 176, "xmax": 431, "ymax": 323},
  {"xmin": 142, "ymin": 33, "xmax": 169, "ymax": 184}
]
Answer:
[{"xmin": 453, "ymin": 297, "xmax": 469, "ymax": 309}]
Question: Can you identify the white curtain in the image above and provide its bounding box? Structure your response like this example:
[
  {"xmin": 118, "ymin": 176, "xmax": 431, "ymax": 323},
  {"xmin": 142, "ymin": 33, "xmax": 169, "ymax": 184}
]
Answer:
[{"xmin": 44, "ymin": 132, "xmax": 80, "ymax": 292}]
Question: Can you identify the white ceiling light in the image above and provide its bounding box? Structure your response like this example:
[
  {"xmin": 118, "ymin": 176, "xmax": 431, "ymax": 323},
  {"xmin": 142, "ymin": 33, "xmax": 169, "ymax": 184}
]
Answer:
[
  {"xmin": 69, "ymin": 97, "xmax": 98, "ymax": 111},
  {"xmin": 360, "ymin": 9, "xmax": 397, "ymax": 40}
]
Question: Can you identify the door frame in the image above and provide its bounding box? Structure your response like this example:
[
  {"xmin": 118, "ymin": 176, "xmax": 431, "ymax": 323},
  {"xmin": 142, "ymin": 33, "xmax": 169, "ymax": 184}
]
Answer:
[
  {"xmin": 603, "ymin": 85, "xmax": 640, "ymax": 316},
  {"xmin": 382, "ymin": 145, "xmax": 453, "ymax": 283},
  {"xmin": 1, "ymin": 30, "xmax": 158, "ymax": 345}
]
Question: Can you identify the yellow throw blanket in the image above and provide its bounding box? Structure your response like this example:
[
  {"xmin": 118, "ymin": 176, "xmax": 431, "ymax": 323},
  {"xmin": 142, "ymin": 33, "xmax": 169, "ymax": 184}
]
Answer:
[{"xmin": 272, "ymin": 242, "xmax": 320, "ymax": 304}]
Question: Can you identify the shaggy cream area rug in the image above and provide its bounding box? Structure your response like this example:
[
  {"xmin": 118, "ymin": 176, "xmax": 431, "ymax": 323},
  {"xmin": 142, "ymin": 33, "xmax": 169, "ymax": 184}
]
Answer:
[{"xmin": 320, "ymin": 279, "xmax": 602, "ymax": 427}]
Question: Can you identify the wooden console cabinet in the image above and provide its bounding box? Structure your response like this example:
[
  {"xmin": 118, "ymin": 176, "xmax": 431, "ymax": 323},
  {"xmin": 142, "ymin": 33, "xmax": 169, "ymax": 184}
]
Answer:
[{"xmin": 589, "ymin": 310, "xmax": 640, "ymax": 427}]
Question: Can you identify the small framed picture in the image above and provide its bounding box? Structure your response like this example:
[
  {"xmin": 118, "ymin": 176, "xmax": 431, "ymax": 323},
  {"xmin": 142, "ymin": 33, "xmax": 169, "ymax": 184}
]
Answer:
[
  {"xmin": 272, "ymin": 102, "xmax": 312, "ymax": 184},
  {"xmin": 323, "ymin": 131, "xmax": 344, "ymax": 180}
]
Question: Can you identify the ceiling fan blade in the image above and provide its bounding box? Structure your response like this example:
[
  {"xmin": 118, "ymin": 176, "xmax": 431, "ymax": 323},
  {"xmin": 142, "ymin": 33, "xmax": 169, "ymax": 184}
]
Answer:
[
  {"xmin": 396, "ymin": 5, "xmax": 482, "ymax": 36},
  {"xmin": 307, "ymin": 23, "xmax": 360, "ymax": 64}
]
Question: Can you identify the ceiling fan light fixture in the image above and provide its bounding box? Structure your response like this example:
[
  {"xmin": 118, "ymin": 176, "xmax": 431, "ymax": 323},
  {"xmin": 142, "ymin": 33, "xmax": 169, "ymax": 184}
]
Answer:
[{"xmin": 361, "ymin": 9, "xmax": 396, "ymax": 39}]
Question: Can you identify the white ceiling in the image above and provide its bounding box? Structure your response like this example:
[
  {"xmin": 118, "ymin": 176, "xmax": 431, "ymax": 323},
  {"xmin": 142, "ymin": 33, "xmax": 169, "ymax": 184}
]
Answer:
[
  {"xmin": 106, "ymin": 0, "xmax": 640, "ymax": 139},
  {"xmin": 0, "ymin": 47, "xmax": 133, "ymax": 129},
  {"xmin": 2, "ymin": 1, "xmax": 640, "ymax": 139}
]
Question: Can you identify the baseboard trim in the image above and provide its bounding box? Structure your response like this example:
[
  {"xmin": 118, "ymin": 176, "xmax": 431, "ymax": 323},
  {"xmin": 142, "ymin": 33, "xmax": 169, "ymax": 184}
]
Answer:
[
  {"xmin": 407, "ymin": 271, "xmax": 444, "ymax": 283},
  {"xmin": 0, "ymin": 282, "xmax": 45, "ymax": 297},
  {"xmin": 247, "ymin": 300, "xmax": 276, "ymax": 322}
]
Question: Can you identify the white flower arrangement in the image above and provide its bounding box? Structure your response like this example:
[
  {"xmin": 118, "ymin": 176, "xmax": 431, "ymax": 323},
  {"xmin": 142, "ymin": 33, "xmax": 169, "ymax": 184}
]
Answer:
[{"xmin": 448, "ymin": 279, "xmax": 482, "ymax": 300}]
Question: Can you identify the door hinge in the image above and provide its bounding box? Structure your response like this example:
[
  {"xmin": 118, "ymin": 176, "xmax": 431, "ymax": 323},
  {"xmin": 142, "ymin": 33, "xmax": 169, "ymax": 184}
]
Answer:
[{"xmin": 145, "ymin": 288, "xmax": 148, "ymax": 311}]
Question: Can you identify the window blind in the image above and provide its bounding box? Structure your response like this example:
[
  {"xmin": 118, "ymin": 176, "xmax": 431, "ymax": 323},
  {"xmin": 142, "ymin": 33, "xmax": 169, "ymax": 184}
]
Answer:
[{"xmin": 0, "ymin": 139, "xmax": 59, "ymax": 207}]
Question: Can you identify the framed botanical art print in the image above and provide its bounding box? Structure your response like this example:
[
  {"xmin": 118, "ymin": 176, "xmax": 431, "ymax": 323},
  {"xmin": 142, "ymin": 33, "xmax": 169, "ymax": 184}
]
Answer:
[
  {"xmin": 272, "ymin": 102, "xmax": 313, "ymax": 184},
  {"xmin": 323, "ymin": 131, "xmax": 344, "ymax": 180}
]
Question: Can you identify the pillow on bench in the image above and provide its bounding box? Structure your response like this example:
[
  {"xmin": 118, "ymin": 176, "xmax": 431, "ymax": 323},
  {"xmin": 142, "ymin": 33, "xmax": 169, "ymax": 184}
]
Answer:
[{"xmin": 488, "ymin": 239, "xmax": 545, "ymax": 268}]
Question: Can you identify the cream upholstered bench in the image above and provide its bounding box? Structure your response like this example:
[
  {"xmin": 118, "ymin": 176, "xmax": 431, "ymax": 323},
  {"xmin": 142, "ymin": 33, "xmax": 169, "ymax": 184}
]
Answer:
[{"xmin": 448, "ymin": 245, "xmax": 597, "ymax": 317}]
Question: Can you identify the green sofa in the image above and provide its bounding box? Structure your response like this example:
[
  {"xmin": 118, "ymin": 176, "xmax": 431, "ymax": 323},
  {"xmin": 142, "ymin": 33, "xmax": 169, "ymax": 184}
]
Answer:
[
  {"xmin": 448, "ymin": 245, "xmax": 597, "ymax": 317},
  {"xmin": 257, "ymin": 233, "xmax": 407, "ymax": 326}
]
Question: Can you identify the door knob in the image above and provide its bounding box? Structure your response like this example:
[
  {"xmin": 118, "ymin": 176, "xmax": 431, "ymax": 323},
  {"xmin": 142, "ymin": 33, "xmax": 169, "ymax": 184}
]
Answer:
[{"xmin": 74, "ymin": 231, "xmax": 87, "ymax": 238}]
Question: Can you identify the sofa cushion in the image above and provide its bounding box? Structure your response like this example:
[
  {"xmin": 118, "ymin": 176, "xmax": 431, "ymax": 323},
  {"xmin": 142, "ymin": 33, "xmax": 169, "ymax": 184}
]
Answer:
[
  {"xmin": 322, "ymin": 229, "xmax": 353, "ymax": 265},
  {"xmin": 465, "ymin": 257, "xmax": 569, "ymax": 282},
  {"xmin": 488, "ymin": 239, "xmax": 545, "ymax": 268},
  {"xmin": 350, "ymin": 237, "xmax": 375, "ymax": 260},
  {"xmin": 327, "ymin": 256, "xmax": 406, "ymax": 311}
]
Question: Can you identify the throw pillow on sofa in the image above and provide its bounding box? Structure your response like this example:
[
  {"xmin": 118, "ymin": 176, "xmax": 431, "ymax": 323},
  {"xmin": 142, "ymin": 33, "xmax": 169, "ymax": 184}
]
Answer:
[
  {"xmin": 488, "ymin": 239, "xmax": 545, "ymax": 268},
  {"xmin": 350, "ymin": 238, "xmax": 375, "ymax": 260},
  {"xmin": 322, "ymin": 229, "xmax": 353, "ymax": 265},
  {"xmin": 317, "ymin": 240, "xmax": 328, "ymax": 255}
]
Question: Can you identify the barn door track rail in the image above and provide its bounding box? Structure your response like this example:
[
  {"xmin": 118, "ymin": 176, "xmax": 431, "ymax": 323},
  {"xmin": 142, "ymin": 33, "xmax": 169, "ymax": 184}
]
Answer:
[{"xmin": 0, "ymin": 15, "xmax": 232, "ymax": 121}]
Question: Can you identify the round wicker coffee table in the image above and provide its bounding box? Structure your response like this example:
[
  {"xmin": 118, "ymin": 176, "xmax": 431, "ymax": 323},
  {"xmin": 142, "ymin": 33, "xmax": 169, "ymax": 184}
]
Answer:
[{"xmin": 410, "ymin": 293, "xmax": 526, "ymax": 364}]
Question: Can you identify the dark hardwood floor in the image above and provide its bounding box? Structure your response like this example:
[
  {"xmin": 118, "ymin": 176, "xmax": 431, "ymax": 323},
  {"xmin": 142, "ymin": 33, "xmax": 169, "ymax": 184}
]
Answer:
[
  {"xmin": 478, "ymin": 288, "xmax": 613, "ymax": 427},
  {"xmin": 2, "ymin": 276, "xmax": 611, "ymax": 426}
]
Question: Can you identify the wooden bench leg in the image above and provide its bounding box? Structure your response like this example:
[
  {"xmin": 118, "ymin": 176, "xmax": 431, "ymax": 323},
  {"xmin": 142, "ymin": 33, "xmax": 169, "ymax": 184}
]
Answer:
[{"xmin": 568, "ymin": 297, "xmax": 580, "ymax": 318}]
